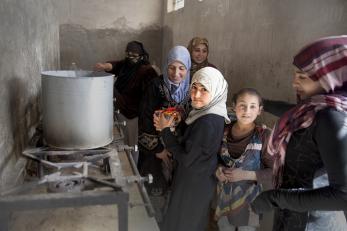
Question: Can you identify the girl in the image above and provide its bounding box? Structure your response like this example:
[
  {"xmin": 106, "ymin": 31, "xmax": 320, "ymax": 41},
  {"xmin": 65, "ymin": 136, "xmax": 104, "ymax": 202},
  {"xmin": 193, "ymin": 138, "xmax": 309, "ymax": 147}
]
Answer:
[
  {"xmin": 215, "ymin": 88, "xmax": 273, "ymax": 231},
  {"xmin": 154, "ymin": 67, "xmax": 230, "ymax": 231}
]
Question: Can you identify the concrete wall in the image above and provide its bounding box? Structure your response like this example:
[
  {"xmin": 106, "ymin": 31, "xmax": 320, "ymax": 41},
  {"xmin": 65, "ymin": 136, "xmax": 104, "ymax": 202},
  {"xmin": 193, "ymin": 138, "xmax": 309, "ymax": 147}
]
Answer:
[
  {"xmin": 163, "ymin": 0, "xmax": 347, "ymax": 125},
  {"xmin": 0, "ymin": 0, "xmax": 59, "ymax": 190},
  {"xmin": 54, "ymin": 0, "xmax": 163, "ymax": 70},
  {"xmin": 0, "ymin": 0, "xmax": 162, "ymax": 191}
]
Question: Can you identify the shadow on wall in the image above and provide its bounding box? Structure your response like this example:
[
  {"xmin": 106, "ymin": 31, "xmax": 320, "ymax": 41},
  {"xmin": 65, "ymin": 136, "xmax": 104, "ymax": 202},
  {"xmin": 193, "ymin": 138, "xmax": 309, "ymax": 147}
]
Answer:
[
  {"xmin": 59, "ymin": 24, "xmax": 164, "ymax": 71},
  {"xmin": 161, "ymin": 26, "xmax": 173, "ymax": 66},
  {"xmin": 0, "ymin": 78, "xmax": 41, "ymax": 187}
]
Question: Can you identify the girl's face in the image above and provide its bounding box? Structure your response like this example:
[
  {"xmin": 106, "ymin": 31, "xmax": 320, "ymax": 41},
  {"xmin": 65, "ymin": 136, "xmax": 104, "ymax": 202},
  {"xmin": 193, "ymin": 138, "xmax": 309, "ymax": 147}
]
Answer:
[
  {"xmin": 234, "ymin": 93, "xmax": 262, "ymax": 125},
  {"xmin": 167, "ymin": 61, "xmax": 188, "ymax": 84},
  {"xmin": 292, "ymin": 67, "xmax": 325, "ymax": 100},
  {"xmin": 190, "ymin": 82, "xmax": 211, "ymax": 109},
  {"xmin": 191, "ymin": 44, "xmax": 208, "ymax": 64}
]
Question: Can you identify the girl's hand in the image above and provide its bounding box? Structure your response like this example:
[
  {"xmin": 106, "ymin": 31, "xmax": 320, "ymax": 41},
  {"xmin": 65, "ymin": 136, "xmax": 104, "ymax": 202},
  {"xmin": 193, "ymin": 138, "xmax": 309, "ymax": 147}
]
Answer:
[
  {"xmin": 174, "ymin": 112, "xmax": 182, "ymax": 124},
  {"xmin": 215, "ymin": 166, "xmax": 228, "ymax": 182},
  {"xmin": 223, "ymin": 168, "xmax": 256, "ymax": 182},
  {"xmin": 153, "ymin": 112, "xmax": 175, "ymax": 131}
]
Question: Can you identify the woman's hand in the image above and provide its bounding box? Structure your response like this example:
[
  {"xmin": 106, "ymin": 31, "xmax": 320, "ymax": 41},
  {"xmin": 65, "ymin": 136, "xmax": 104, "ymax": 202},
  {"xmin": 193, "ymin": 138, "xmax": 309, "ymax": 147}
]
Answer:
[
  {"xmin": 153, "ymin": 111, "xmax": 175, "ymax": 131},
  {"xmin": 93, "ymin": 62, "xmax": 112, "ymax": 71},
  {"xmin": 251, "ymin": 190, "xmax": 276, "ymax": 214},
  {"xmin": 223, "ymin": 168, "xmax": 257, "ymax": 182},
  {"xmin": 215, "ymin": 166, "xmax": 228, "ymax": 182}
]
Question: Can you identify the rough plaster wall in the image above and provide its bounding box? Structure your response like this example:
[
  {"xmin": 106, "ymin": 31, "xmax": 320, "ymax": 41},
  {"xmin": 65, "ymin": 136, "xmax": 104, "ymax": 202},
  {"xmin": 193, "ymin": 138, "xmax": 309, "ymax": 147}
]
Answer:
[
  {"xmin": 0, "ymin": 0, "xmax": 59, "ymax": 190},
  {"xmin": 163, "ymin": 0, "xmax": 347, "ymax": 125},
  {"xmin": 54, "ymin": 0, "xmax": 163, "ymax": 70}
]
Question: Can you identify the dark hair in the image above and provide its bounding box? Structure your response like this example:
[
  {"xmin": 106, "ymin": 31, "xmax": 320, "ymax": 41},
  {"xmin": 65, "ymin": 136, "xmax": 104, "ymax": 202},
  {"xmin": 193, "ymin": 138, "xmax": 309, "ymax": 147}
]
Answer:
[{"xmin": 232, "ymin": 88, "xmax": 263, "ymax": 106}]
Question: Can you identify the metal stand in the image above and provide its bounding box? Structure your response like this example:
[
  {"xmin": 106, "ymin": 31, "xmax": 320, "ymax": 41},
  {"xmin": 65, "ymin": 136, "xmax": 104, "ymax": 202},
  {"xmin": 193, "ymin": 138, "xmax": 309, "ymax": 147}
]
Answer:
[
  {"xmin": 0, "ymin": 190, "xmax": 129, "ymax": 231},
  {"xmin": 0, "ymin": 146, "xmax": 151, "ymax": 231},
  {"xmin": 0, "ymin": 111, "xmax": 156, "ymax": 230}
]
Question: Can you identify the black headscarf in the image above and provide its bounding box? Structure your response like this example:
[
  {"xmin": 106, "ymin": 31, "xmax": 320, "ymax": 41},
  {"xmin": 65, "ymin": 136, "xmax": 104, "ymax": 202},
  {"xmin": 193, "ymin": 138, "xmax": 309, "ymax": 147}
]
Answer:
[
  {"xmin": 125, "ymin": 41, "xmax": 149, "ymax": 61},
  {"xmin": 115, "ymin": 41, "xmax": 150, "ymax": 92}
]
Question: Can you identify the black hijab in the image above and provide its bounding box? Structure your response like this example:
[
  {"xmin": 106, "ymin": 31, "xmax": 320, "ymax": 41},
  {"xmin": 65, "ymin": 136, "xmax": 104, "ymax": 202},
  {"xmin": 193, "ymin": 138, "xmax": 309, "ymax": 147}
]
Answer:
[{"xmin": 115, "ymin": 41, "xmax": 150, "ymax": 92}]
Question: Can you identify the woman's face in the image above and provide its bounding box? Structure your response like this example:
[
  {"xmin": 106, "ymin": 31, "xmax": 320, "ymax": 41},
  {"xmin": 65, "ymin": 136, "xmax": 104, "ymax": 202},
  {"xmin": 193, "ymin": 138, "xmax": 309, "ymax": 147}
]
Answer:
[
  {"xmin": 191, "ymin": 44, "xmax": 208, "ymax": 64},
  {"xmin": 190, "ymin": 82, "xmax": 211, "ymax": 109},
  {"xmin": 292, "ymin": 68, "xmax": 325, "ymax": 100},
  {"xmin": 125, "ymin": 51, "xmax": 141, "ymax": 64},
  {"xmin": 167, "ymin": 61, "xmax": 188, "ymax": 84},
  {"xmin": 234, "ymin": 93, "xmax": 262, "ymax": 126}
]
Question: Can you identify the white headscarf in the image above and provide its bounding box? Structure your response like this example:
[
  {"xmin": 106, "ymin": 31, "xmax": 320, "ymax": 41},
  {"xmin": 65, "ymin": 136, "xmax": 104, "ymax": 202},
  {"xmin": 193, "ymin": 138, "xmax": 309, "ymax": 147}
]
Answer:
[{"xmin": 185, "ymin": 67, "xmax": 231, "ymax": 125}]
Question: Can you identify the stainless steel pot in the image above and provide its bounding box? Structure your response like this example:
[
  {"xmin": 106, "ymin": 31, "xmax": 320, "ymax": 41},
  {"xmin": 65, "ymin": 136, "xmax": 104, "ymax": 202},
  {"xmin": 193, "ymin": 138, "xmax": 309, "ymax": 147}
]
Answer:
[{"xmin": 41, "ymin": 70, "xmax": 114, "ymax": 149}]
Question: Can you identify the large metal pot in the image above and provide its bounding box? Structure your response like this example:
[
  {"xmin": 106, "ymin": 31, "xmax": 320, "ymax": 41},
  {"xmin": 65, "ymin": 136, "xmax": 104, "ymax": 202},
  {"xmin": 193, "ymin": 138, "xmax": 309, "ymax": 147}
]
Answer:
[{"xmin": 41, "ymin": 70, "xmax": 114, "ymax": 149}]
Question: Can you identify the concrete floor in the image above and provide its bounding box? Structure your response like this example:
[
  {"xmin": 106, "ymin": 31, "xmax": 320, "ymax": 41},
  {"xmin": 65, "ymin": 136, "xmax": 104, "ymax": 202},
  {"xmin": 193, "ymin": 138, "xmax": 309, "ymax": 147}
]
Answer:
[{"xmin": 8, "ymin": 146, "xmax": 159, "ymax": 231}]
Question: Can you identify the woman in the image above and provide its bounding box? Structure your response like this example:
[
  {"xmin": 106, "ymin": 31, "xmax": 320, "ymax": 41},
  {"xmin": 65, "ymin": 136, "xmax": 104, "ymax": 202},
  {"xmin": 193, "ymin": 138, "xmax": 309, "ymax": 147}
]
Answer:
[
  {"xmin": 187, "ymin": 37, "xmax": 217, "ymax": 78},
  {"xmin": 215, "ymin": 88, "xmax": 273, "ymax": 231},
  {"xmin": 154, "ymin": 67, "xmax": 230, "ymax": 231},
  {"xmin": 94, "ymin": 41, "xmax": 158, "ymax": 163},
  {"xmin": 138, "ymin": 46, "xmax": 191, "ymax": 199},
  {"xmin": 251, "ymin": 36, "xmax": 347, "ymax": 231}
]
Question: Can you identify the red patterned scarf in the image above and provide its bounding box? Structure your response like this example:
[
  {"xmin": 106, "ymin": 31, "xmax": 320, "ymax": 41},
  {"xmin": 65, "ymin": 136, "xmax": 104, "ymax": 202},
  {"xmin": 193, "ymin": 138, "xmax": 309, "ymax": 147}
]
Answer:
[
  {"xmin": 268, "ymin": 95, "xmax": 347, "ymax": 188},
  {"xmin": 269, "ymin": 36, "xmax": 347, "ymax": 188}
]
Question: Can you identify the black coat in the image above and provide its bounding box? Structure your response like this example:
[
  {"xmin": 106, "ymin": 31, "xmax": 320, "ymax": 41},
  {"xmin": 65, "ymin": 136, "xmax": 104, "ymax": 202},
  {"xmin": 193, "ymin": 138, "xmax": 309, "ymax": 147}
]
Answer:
[
  {"xmin": 137, "ymin": 76, "xmax": 191, "ymax": 195},
  {"xmin": 254, "ymin": 100, "xmax": 347, "ymax": 231},
  {"xmin": 138, "ymin": 76, "xmax": 191, "ymax": 154},
  {"xmin": 160, "ymin": 114, "xmax": 225, "ymax": 231},
  {"xmin": 107, "ymin": 59, "xmax": 158, "ymax": 119}
]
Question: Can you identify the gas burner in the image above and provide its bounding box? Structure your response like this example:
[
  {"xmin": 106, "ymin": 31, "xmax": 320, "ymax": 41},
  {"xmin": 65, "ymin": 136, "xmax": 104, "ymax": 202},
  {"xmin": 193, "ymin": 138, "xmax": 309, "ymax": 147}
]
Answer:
[
  {"xmin": 0, "ymin": 145, "xmax": 155, "ymax": 231},
  {"xmin": 48, "ymin": 179, "xmax": 85, "ymax": 193}
]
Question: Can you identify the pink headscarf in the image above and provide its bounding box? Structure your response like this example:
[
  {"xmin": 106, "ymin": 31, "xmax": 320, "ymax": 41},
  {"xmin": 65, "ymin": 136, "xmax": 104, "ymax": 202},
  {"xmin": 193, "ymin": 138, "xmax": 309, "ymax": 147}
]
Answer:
[
  {"xmin": 293, "ymin": 35, "xmax": 347, "ymax": 92},
  {"xmin": 268, "ymin": 36, "xmax": 347, "ymax": 188}
]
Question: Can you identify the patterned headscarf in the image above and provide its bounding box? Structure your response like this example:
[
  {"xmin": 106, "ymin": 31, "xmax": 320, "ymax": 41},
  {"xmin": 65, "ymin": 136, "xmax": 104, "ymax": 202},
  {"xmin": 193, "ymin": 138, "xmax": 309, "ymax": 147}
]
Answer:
[
  {"xmin": 293, "ymin": 35, "xmax": 347, "ymax": 92},
  {"xmin": 185, "ymin": 67, "xmax": 230, "ymax": 125},
  {"xmin": 268, "ymin": 35, "xmax": 347, "ymax": 188},
  {"xmin": 187, "ymin": 37, "xmax": 210, "ymax": 77},
  {"xmin": 187, "ymin": 37, "xmax": 209, "ymax": 54},
  {"xmin": 163, "ymin": 46, "xmax": 191, "ymax": 103}
]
